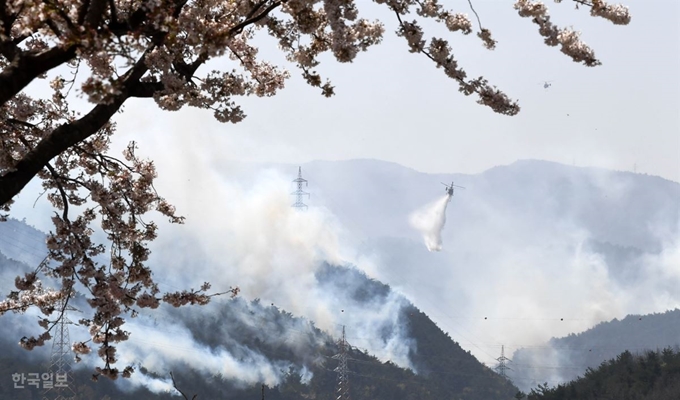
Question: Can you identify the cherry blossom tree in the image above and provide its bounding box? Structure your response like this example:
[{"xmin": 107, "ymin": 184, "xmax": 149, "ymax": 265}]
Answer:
[{"xmin": 0, "ymin": 0, "xmax": 630, "ymax": 379}]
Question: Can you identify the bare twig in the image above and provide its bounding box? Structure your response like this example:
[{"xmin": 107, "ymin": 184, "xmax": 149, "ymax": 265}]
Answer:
[
  {"xmin": 466, "ymin": 0, "xmax": 483, "ymax": 30},
  {"xmin": 170, "ymin": 371, "xmax": 197, "ymax": 400}
]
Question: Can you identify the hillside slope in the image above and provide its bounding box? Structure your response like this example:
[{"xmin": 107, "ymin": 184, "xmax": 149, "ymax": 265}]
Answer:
[
  {"xmin": 0, "ymin": 248, "xmax": 518, "ymax": 399},
  {"xmin": 510, "ymin": 309, "xmax": 680, "ymax": 390},
  {"xmin": 526, "ymin": 348, "xmax": 680, "ymax": 400}
]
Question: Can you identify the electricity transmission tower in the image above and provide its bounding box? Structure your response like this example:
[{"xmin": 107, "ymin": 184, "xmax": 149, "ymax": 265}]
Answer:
[
  {"xmin": 291, "ymin": 166, "xmax": 309, "ymax": 211},
  {"xmin": 495, "ymin": 345, "xmax": 512, "ymax": 379},
  {"xmin": 43, "ymin": 297, "xmax": 78, "ymax": 400},
  {"xmin": 332, "ymin": 326, "xmax": 351, "ymax": 400}
]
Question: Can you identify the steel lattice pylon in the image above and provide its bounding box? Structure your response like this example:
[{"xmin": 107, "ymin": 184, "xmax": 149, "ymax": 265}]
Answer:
[
  {"xmin": 495, "ymin": 345, "xmax": 512, "ymax": 379},
  {"xmin": 43, "ymin": 297, "xmax": 77, "ymax": 400},
  {"xmin": 291, "ymin": 166, "xmax": 309, "ymax": 211},
  {"xmin": 332, "ymin": 326, "xmax": 351, "ymax": 400}
]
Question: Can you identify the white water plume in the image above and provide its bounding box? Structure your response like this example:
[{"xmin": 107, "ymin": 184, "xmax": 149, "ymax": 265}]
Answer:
[{"xmin": 409, "ymin": 194, "xmax": 451, "ymax": 251}]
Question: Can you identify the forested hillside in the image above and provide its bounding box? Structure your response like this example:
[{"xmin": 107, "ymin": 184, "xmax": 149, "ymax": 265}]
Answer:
[
  {"xmin": 525, "ymin": 348, "xmax": 680, "ymax": 400},
  {"xmin": 510, "ymin": 310, "xmax": 680, "ymax": 389},
  {"xmin": 0, "ymin": 249, "xmax": 518, "ymax": 400}
]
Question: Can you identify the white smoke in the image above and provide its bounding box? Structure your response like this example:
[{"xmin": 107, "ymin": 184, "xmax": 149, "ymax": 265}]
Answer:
[
  {"xmin": 409, "ymin": 194, "xmax": 451, "ymax": 251},
  {"xmin": 507, "ymin": 238, "xmax": 680, "ymax": 391},
  {"xmin": 101, "ymin": 165, "xmax": 420, "ymax": 393},
  {"xmin": 120, "ymin": 318, "xmax": 294, "ymax": 388},
  {"xmin": 351, "ymin": 164, "xmax": 680, "ymax": 392},
  {"xmin": 1, "ymin": 121, "xmax": 425, "ymax": 395}
]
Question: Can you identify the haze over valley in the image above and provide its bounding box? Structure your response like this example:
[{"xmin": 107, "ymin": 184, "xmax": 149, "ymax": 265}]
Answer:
[{"xmin": 1, "ymin": 159, "xmax": 678, "ymax": 397}]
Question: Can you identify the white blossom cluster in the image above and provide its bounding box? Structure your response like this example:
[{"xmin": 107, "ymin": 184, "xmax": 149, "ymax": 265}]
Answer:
[
  {"xmin": 514, "ymin": 0, "xmax": 630, "ymax": 66},
  {"xmin": 589, "ymin": 1, "xmax": 631, "ymax": 25},
  {"xmin": 0, "ymin": 280, "xmax": 63, "ymax": 317},
  {"xmin": 0, "ymin": 279, "xmax": 62, "ymax": 351},
  {"xmin": 0, "ymin": 0, "xmax": 629, "ymax": 378}
]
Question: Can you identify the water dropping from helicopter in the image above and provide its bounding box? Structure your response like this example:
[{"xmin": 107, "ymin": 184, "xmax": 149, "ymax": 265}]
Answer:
[{"xmin": 409, "ymin": 182, "xmax": 465, "ymax": 251}]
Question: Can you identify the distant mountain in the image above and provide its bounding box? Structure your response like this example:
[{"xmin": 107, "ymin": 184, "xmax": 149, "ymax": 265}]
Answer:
[
  {"xmin": 0, "ymin": 217, "xmax": 47, "ymax": 266},
  {"xmin": 4, "ymin": 158, "xmax": 677, "ymax": 260},
  {"xmin": 475, "ymin": 160, "xmax": 678, "ymax": 252},
  {"xmin": 510, "ymin": 309, "xmax": 680, "ymax": 391},
  {"xmin": 226, "ymin": 158, "xmax": 678, "ymax": 301},
  {"xmin": 292, "ymin": 159, "xmax": 679, "ymax": 251},
  {"xmin": 4, "ymin": 158, "xmax": 677, "ymax": 267}
]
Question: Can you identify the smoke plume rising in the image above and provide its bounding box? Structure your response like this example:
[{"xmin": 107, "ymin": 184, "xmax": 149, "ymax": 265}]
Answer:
[
  {"xmin": 409, "ymin": 194, "xmax": 451, "ymax": 251},
  {"xmin": 0, "ymin": 167, "xmax": 422, "ymax": 396},
  {"xmin": 99, "ymin": 165, "xmax": 420, "ymax": 393}
]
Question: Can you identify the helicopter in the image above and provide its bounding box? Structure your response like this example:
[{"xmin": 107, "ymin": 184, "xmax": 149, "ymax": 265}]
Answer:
[
  {"xmin": 539, "ymin": 80, "xmax": 554, "ymax": 89},
  {"xmin": 441, "ymin": 182, "xmax": 465, "ymax": 199}
]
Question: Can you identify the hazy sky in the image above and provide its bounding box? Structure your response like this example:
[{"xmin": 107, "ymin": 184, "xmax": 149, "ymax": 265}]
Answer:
[{"xmin": 109, "ymin": 0, "xmax": 679, "ymax": 182}]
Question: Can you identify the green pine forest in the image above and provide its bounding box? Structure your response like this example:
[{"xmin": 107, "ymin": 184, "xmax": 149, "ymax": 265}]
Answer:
[{"xmin": 521, "ymin": 348, "xmax": 680, "ymax": 400}]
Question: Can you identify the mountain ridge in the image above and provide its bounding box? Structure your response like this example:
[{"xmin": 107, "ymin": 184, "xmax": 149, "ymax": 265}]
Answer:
[
  {"xmin": 1, "ymin": 158, "xmax": 678, "ymax": 396},
  {"xmin": 0, "ymin": 250, "xmax": 520, "ymax": 399}
]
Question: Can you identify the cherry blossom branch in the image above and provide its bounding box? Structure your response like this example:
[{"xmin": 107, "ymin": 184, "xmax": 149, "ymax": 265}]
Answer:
[
  {"xmin": 0, "ymin": 49, "xmax": 151, "ymax": 206},
  {"xmin": 0, "ymin": 2, "xmax": 8, "ymax": 31},
  {"xmin": 514, "ymin": 0, "xmax": 601, "ymax": 66},
  {"xmin": 0, "ymin": 29, "xmax": 22, "ymax": 60},
  {"xmin": 73, "ymin": 145, "xmax": 135, "ymax": 174},
  {"xmin": 230, "ymin": 0, "xmax": 283, "ymax": 36},
  {"xmin": 568, "ymin": 0, "xmax": 631, "ymax": 25},
  {"xmin": 46, "ymin": 0, "xmax": 80, "ymax": 33},
  {"xmin": 392, "ymin": 10, "xmax": 518, "ymax": 115},
  {"xmin": 44, "ymin": 163, "xmax": 70, "ymax": 222},
  {"xmin": 1, "ymin": 267, "xmax": 65, "ymax": 322},
  {"xmin": 228, "ymin": 45, "xmax": 266, "ymax": 87},
  {"xmin": 0, "ymin": 46, "xmax": 79, "ymax": 106},
  {"xmin": 0, "ymin": 100, "xmax": 121, "ymax": 205},
  {"xmin": 107, "ymin": 0, "xmax": 119, "ymax": 26},
  {"xmin": 465, "ymin": 0, "xmax": 483, "ymax": 29},
  {"xmin": 1, "ymin": 0, "xmax": 349, "ymax": 209},
  {"xmin": 17, "ymin": 285, "xmax": 72, "ymax": 350},
  {"xmin": 5, "ymin": 118, "xmax": 39, "ymax": 131},
  {"xmin": 0, "ymin": 0, "xmax": 191, "ymax": 107},
  {"xmin": 84, "ymin": 0, "xmax": 109, "ymax": 27},
  {"xmin": 246, "ymin": 0, "xmax": 271, "ymax": 20}
]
